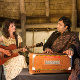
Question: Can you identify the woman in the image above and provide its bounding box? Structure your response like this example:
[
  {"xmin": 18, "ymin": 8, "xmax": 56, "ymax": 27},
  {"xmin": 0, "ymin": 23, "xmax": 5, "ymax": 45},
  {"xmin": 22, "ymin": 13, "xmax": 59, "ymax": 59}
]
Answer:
[{"xmin": 0, "ymin": 19, "xmax": 27, "ymax": 80}]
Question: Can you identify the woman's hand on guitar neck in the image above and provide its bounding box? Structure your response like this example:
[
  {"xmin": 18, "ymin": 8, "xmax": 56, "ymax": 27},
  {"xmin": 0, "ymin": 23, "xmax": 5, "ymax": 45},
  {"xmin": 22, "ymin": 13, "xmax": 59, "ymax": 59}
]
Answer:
[{"xmin": 22, "ymin": 46, "xmax": 27, "ymax": 52}]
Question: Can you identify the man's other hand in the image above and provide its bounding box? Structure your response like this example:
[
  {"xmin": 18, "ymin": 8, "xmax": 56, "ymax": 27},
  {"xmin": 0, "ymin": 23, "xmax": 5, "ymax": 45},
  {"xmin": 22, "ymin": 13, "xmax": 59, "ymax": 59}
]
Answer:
[{"xmin": 63, "ymin": 49, "xmax": 74, "ymax": 56}]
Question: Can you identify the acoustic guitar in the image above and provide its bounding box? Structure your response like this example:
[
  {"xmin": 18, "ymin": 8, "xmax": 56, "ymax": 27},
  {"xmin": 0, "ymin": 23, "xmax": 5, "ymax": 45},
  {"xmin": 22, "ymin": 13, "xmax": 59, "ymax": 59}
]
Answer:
[{"xmin": 0, "ymin": 42, "xmax": 43, "ymax": 65}]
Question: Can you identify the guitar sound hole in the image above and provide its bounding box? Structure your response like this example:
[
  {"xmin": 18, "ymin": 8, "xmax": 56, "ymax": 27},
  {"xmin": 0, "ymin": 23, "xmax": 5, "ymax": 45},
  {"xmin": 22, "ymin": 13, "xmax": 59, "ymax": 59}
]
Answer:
[{"xmin": 4, "ymin": 55, "xmax": 9, "ymax": 58}]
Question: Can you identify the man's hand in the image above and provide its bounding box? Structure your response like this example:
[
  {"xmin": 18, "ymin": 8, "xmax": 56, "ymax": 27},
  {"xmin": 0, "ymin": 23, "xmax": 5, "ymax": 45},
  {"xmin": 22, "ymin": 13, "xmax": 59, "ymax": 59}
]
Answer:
[
  {"xmin": 43, "ymin": 48, "xmax": 53, "ymax": 53},
  {"xmin": 63, "ymin": 49, "xmax": 74, "ymax": 56}
]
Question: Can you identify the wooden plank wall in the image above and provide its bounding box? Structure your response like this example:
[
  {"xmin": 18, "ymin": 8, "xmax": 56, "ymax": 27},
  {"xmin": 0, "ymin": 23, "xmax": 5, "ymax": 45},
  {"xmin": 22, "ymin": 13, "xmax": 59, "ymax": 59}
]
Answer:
[
  {"xmin": 50, "ymin": 0, "xmax": 72, "ymax": 22},
  {"xmin": 77, "ymin": 0, "xmax": 80, "ymax": 27},
  {"xmin": 0, "ymin": 0, "xmax": 20, "ymax": 20},
  {"xmin": 25, "ymin": 0, "xmax": 46, "ymax": 24},
  {"xmin": 25, "ymin": 0, "xmax": 72, "ymax": 23},
  {"xmin": 0, "ymin": 0, "xmax": 80, "ymax": 26}
]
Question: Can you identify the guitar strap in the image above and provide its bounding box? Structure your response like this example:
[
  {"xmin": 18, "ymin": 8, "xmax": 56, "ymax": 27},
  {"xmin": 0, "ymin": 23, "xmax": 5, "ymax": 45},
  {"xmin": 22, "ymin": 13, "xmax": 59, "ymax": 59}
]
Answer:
[{"xmin": 15, "ymin": 35, "xmax": 18, "ymax": 49}]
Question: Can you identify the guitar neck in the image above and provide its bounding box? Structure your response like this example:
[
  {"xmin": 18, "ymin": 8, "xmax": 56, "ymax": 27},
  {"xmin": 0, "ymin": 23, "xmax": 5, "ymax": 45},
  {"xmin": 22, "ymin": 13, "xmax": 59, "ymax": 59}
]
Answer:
[
  {"xmin": 12, "ymin": 45, "xmax": 36, "ymax": 53},
  {"xmin": 27, "ymin": 45, "xmax": 36, "ymax": 49},
  {"xmin": 12, "ymin": 48, "xmax": 23, "ymax": 53},
  {"xmin": 11, "ymin": 42, "xmax": 43, "ymax": 53}
]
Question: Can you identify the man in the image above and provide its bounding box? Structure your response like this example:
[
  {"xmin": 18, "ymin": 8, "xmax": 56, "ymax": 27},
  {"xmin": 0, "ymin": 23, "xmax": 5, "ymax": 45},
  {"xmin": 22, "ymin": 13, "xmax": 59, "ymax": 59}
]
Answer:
[{"xmin": 43, "ymin": 16, "xmax": 80, "ymax": 80}]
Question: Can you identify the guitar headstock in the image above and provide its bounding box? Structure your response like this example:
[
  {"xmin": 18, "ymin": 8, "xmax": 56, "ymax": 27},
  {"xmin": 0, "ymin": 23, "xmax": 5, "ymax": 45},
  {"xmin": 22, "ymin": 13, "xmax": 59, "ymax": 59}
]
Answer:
[{"xmin": 36, "ymin": 42, "xmax": 43, "ymax": 47}]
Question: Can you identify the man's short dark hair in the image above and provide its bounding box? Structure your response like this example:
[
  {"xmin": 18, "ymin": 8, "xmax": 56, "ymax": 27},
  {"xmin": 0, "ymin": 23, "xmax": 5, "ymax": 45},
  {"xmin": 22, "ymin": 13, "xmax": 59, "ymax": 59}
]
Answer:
[{"xmin": 59, "ymin": 16, "xmax": 71, "ymax": 31}]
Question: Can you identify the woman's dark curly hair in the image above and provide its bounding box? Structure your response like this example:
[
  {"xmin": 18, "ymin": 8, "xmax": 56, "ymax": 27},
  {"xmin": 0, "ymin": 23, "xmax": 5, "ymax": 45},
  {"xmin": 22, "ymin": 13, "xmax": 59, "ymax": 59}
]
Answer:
[{"xmin": 2, "ymin": 19, "xmax": 17, "ymax": 38}]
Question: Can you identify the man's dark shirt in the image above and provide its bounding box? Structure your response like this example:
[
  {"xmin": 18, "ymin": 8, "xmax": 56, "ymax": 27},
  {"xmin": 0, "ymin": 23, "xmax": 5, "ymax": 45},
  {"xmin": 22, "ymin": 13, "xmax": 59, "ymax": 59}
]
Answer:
[
  {"xmin": 43, "ymin": 31, "xmax": 61, "ymax": 51},
  {"xmin": 43, "ymin": 31, "xmax": 80, "ymax": 68}
]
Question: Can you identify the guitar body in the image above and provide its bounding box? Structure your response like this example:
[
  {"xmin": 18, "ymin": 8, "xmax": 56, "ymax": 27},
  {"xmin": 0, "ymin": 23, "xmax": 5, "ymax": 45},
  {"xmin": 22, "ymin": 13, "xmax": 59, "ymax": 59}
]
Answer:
[
  {"xmin": 0, "ymin": 42, "xmax": 43, "ymax": 65},
  {"xmin": 0, "ymin": 44, "xmax": 18, "ymax": 65}
]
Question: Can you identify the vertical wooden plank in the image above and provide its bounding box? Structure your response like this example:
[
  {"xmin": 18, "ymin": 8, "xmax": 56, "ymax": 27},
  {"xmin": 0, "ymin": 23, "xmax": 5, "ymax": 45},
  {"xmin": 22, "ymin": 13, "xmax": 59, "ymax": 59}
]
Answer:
[
  {"xmin": 19, "ymin": 0, "xmax": 26, "ymax": 57},
  {"xmin": 33, "ymin": 29, "xmax": 34, "ymax": 52},
  {"xmin": 45, "ymin": 0, "xmax": 50, "ymax": 22},
  {"xmin": 71, "ymin": 0, "xmax": 77, "ymax": 31},
  {"xmin": 45, "ymin": 0, "xmax": 49, "ymax": 17}
]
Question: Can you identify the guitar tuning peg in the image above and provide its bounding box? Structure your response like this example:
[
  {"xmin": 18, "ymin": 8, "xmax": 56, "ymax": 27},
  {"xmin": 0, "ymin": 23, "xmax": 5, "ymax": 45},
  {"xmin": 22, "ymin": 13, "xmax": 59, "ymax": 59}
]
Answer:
[
  {"xmin": 41, "ymin": 42, "xmax": 43, "ymax": 46},
  {"xmin": 36, "ymin": 42, "xmax": 43, "ymax": 47}
]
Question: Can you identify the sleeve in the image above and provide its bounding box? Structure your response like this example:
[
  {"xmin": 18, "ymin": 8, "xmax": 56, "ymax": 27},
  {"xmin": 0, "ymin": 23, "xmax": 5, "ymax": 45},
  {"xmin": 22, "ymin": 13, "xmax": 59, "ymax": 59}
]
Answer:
[
  {"xmin": 43, "ymin": 32, "xmax": 55, "ymax": 51},
  {"xmin": 69, "ymin": 32, "xmax": 80, "ymax": 68},
  {"xmin": 1, "ymin": 35, "xmax": 4, "ymax": 40},
  {"xmin": 69, "ymin": 32, "xmax": 80, "ymax": 58}
]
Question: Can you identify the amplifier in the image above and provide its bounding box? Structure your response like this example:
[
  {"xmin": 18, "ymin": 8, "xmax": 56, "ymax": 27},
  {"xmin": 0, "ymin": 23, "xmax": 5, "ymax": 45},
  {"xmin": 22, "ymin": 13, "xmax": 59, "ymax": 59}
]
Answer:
[{"xmin": 29, "ymin": 53, "xmax": 72, "ymax": 74}]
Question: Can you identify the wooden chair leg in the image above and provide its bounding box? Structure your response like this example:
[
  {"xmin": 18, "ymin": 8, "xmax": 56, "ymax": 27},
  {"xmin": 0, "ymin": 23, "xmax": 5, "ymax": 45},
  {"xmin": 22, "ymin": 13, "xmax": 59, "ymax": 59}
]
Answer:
[
  {"xmin": 1, "ymin": 65, "xmax": 6, "ymax": 80},
  {"xmin": 1, "ymin": 65, "xmax": 4, "ymax": 80},
  {"xmin": 0, "ymin": 65, "xmax": 3, "ymax": 80}
]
